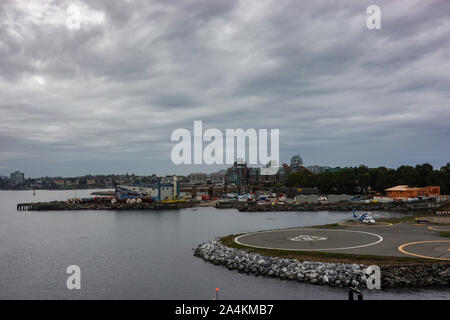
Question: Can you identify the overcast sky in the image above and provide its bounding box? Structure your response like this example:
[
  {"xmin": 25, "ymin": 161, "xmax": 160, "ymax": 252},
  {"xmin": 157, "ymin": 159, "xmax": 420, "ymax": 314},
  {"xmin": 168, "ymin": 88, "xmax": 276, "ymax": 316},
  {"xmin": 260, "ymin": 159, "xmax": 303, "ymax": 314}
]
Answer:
[{"xmin": 0, "ymin": 0, "xmax": 449, "ymax": 177}]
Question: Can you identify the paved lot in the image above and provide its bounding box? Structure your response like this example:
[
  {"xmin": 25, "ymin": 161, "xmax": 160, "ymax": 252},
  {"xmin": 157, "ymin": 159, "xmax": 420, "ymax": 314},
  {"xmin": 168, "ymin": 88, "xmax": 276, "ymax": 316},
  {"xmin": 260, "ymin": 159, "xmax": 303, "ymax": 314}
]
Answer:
[
  {"xmin": 235, "ymin": 223, "xmax": 450, "ymax": 260},
  {"xmin": 417, "ymin": 216, "xmax": 450, "ymax": 224}
]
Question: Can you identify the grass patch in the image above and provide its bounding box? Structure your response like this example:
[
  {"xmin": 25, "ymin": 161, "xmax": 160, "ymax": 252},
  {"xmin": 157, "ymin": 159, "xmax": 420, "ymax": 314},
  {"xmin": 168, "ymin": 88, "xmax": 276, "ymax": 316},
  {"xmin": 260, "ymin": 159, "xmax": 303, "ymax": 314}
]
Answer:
[
  {"xmin": 311, "ymin": 223, "xmax": 341, "ymax": 229},
  {"xmin": 437, "ymin": 201, "xmax": 450, "ymax": 211},
  {"xmin": 321, "ymin": 214, "xmax": 427, "ymax": 226},
  {"xmin": 220, "ymin": 234, "xmax": 438, "ymax": 266},
  {"xmin": 440, "ymin": 231, "xmax": 450, "ymax": 238},
  {"xmin": 376, "ymin": 213, "xmax": 442, "ymax": 225}
]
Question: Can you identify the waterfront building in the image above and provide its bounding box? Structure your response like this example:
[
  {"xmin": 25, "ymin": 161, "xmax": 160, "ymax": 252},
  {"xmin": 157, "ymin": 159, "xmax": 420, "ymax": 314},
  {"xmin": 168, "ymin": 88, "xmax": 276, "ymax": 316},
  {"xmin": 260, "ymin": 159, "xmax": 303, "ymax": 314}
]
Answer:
[
  {"xmin": 179, "ymin": 185, "xmax": 231, "ymax": 199},
  {"xmin": 53, "ymin": 179, "xmax": 65, "ymax": 186},
  {"xmin": 161, "ymin": 175, "xmax": 176, "ymax": 184},
  {"xmin": 115, "ymin": 179, "xmax": 181, "ymax": 201},
  {"xmin": 385, "ymin": 185, "xmax": 441, "ymax": 199},
  {"xmin": 64, "ymin": 179, "xmax": 77, "ymax": 186},
  {"xmin": 10, "ymin": 171, "xmax": 25, "ymax": 185},
  {"xmin": 210, "ymin": 171, "xmax": 225, "ymax": 185},
  {"xmin": 272, "ymin": 187, "xmax": 319, "ymax": 199},
  {"xmin": 188, "ymin": 173, "xmax": 208, "ymax": 184}
]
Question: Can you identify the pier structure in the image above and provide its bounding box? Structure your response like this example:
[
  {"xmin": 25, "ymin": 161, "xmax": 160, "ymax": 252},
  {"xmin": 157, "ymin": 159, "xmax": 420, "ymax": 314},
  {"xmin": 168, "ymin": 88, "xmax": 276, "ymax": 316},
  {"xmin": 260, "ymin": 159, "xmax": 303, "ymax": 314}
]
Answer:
[{"xmin": 17, "ymin": 203, "xmax": 33, "ymax": 211}]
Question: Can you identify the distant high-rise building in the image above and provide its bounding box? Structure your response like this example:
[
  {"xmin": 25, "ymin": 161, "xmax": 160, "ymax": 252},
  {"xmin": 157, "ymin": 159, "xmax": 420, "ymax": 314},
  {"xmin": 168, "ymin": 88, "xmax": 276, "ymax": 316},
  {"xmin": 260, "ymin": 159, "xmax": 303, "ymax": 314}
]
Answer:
[
  {"xmin": 225, "ymin": 161, "xmax": 249, "ymax": 185},
  {"xmin": 290, "ymin": 155, "xmax": 303, "ymax": 167},
  {"xmin": 290, "ymin": 155, "xmax": 304, "ymax": 173},
  {"xmin": 10, "ymin": 171, "xmax": 25, "ymax": 185}
]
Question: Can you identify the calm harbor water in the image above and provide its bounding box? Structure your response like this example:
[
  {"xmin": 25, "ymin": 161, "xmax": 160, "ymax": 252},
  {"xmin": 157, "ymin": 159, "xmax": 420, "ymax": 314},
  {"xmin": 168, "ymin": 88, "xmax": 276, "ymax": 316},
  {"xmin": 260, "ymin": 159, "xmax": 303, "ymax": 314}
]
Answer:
[{"xmin": 0, "ymin": 190, "xmax": 448, "ymax": 300}]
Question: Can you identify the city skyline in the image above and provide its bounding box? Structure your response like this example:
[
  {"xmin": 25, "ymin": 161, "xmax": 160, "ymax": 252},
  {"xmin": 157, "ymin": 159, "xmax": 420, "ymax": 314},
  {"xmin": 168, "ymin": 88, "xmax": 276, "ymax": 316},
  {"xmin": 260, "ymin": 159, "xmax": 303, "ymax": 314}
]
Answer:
[
  {"xmin": 2, "ymin": 158, "xmax": 449, "ymax": 181},
  {"xmin": 1, "ymin": 1, "xmax": 449, "ymax": 177}
]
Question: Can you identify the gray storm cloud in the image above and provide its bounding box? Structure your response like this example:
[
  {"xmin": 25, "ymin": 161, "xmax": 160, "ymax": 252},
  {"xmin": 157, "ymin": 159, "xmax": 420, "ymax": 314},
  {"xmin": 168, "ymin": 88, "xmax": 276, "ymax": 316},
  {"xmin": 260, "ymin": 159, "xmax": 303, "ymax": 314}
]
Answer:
[{"xmin": 0, "ymin": 0, "xmax": 449, "ymax": 177}]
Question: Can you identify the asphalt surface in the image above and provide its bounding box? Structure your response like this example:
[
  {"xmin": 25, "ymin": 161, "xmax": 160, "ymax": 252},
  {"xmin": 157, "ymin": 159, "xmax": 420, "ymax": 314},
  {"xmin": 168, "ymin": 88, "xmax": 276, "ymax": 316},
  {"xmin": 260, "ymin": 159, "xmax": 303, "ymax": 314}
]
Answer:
[{"xmin": 235, "ymin": 222, "xmax": 450, "ymax": 260}]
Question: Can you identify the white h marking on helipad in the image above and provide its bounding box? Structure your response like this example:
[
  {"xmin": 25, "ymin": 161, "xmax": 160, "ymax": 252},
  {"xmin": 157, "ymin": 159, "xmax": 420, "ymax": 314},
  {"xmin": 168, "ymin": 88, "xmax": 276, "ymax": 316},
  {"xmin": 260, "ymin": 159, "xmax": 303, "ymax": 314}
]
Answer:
[{"xmin": 290, "ymin": 235, "xmax": 327, "ymax": 241}]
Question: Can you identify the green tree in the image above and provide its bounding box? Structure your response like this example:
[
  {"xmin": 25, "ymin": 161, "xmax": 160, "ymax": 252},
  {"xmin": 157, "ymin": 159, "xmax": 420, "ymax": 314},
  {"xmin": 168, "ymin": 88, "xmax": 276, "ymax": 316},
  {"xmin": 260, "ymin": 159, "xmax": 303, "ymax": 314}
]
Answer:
[
  {"xmin": 440, "ymin": 163, "xmax": 450, "ymax": 194},
  {"xmin": 284, "ymin": 163, "xmax": 449, "ymax": 195},
  {"xmin": 414, "ymin": 163, "xmax": 434, "ymax": 186},
  {"xmin": 396, "ymin": 166, "xmax": 417, "ymax": 186}
]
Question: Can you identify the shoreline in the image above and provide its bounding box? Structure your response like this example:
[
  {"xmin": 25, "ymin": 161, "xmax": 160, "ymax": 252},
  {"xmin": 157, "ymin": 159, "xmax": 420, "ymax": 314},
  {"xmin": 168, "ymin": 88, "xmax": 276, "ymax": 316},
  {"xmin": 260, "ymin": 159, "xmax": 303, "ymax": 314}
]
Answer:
[
  {"xmin": 16, "ymin": 198, "xmax": 442, "ymax": 212},
  {"xmin": 216, "ymin": 200, "xmax": 440, "ymax": 212}
]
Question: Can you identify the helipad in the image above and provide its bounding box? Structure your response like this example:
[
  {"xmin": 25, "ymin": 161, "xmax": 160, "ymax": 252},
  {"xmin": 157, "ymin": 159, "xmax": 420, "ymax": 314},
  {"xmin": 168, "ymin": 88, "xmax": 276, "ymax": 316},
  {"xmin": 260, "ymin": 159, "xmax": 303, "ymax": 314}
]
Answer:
[
  {"xmin": 233, "ymin": 223, "xmax": 450, "ymax": 259},
  {"xmin": 235, "ymin": 228, "xmax": 383, "ymax": 251}
]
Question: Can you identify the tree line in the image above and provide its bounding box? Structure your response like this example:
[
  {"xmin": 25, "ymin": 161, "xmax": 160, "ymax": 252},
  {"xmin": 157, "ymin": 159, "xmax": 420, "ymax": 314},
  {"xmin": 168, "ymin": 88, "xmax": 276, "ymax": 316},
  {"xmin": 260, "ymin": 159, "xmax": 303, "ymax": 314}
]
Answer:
[{"xmin": 285, "ymin": 163, "xmax": 450, "ymax": 195}]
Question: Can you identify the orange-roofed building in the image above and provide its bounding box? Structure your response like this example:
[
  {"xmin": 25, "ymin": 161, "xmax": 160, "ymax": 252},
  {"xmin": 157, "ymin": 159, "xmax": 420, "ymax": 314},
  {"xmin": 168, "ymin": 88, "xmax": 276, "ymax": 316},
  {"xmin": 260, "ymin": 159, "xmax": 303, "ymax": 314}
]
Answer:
[{"xmin": 385, "ymin": 185, "xmax": 440, "ymax": 198}]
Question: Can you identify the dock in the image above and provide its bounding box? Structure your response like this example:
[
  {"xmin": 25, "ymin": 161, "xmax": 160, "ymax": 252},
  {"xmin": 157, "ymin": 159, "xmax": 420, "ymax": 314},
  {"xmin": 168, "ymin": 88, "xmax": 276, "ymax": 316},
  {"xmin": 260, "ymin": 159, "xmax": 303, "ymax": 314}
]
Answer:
[{"xmin": 17, "ymin": 203, "xmax": 34, "ymax": 211}]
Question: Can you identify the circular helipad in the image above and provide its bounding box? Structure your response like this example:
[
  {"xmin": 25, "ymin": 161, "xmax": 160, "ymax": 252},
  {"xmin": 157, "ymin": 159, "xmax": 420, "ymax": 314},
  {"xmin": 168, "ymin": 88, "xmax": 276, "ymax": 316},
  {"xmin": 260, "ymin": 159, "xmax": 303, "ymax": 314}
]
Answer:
[
  {"xmin": 234, "ymin": 228, "xmax": 383, "ymax": 251},
  {"xmin": 398, "ymin": 241, "xmax": 450, "ymax": 261}
]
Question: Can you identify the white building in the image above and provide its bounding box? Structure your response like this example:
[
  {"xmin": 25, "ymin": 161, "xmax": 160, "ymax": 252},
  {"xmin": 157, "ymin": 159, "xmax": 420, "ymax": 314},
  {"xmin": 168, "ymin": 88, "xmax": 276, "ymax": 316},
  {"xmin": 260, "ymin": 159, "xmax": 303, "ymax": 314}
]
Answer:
[
  {"xmin": 115, "ymin": 181, "xmax": 180, "ymax": 201},
  {"xmin": 306, "ymin": 165, "xmax": 331, "ymax": 174}
]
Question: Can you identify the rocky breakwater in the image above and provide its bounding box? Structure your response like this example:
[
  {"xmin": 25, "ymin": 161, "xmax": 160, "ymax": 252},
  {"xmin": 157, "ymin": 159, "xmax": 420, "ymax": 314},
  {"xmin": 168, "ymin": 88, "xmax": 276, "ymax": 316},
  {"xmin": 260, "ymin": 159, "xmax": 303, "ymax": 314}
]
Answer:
[
  {"xmin": 194, "ymin": 240, "xmax": 450, "ymax": 289},
  {"xmin": 381, "ymin": 264, "xmax": 450, "ymax": 288},
  {"xmin": 194, "ymin": 240, "xmax": 366, "ymax": 288},
  {"xmin": 215, "ymin": 201, "xmax": 240, "ymax": 209},
  {"xmin": 21, "ymin": 201, "xmax": 193, "ymax": 211}
]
